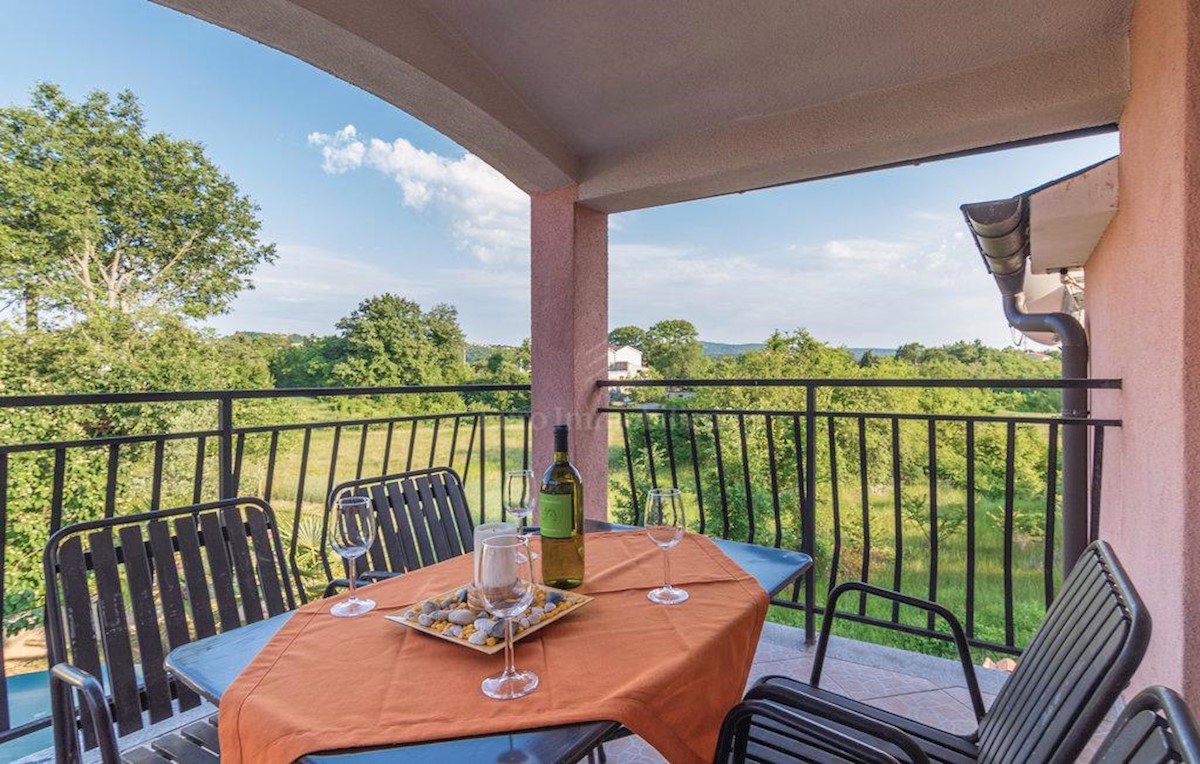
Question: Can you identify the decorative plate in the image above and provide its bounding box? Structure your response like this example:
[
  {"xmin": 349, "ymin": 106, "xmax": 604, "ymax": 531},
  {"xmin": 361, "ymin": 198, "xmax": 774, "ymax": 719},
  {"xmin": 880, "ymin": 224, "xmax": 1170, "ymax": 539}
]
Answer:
[{"xmin": 385, "ymin": 583, "xmax": 592, "ymax": 654}]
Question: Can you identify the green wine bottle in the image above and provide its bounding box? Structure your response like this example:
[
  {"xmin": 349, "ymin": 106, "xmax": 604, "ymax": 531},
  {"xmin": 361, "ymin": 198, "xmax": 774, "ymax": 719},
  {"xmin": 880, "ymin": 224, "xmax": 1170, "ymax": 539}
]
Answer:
[{"xmin": 539, "ymin": 424, "xmax": 585, "ymax": 588}]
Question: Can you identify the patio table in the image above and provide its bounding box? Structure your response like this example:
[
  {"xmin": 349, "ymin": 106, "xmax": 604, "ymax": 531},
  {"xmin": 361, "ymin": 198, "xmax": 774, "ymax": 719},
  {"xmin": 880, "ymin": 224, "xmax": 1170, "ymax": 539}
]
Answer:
[{"xmin": 165, "ymin": 522, "xmax": 811, "ymax": 763}]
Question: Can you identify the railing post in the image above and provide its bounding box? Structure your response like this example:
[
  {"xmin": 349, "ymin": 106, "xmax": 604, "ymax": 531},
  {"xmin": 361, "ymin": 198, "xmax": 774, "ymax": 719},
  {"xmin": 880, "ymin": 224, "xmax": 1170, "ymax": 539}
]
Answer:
[
  {"xmin": 803, "ymin": 384, "xmax": 818, "ymax": 644},
  {"xmin": 218, "ymin": 395, "xmax": 235, "ymax": 500},
  {"xmin": 1061, "ymin": 375, "xmax": 1090, "ymax": 574}
]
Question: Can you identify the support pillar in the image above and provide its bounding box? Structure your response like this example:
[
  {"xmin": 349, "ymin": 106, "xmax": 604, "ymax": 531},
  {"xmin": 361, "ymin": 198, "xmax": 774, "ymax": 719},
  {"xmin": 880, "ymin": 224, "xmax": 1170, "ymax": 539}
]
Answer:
[
  {"xmin": 1086, "ymin": 0, "xmax": 1200, "ymax": 705},
  {"xmin": 530, "ymin": 185, "xmax": 609, "ymax": 521}
]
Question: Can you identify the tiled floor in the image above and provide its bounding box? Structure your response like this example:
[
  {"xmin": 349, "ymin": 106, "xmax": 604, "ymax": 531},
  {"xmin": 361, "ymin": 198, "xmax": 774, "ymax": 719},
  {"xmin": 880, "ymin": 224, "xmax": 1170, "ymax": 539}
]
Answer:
[{"xmin": 601, "ymin": 621, "xmax": 1114, "ymax": 762}]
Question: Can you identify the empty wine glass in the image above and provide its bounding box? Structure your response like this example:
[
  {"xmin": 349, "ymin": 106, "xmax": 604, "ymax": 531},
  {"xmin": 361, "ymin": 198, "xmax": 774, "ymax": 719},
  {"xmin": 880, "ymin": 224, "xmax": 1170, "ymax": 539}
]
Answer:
[
  {"xmin": 329, "ymin": 495, "xmax": 376, "ymax": 617},
  {"xmin": 477, "ymin": 535, "xmax": 539, "ymax": 699},
  {"xmin": 645, "ymin": 488, "xmax": 688, "ymax": 605},
  {"xmin": 504, "ymin": 469, "xmax": 539, "ymax": 559}
]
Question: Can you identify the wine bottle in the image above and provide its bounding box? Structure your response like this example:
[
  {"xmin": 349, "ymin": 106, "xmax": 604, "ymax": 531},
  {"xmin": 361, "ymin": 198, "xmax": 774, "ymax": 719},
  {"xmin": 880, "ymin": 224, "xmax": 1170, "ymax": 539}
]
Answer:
[{"xmin": 539, "ymin": 424, "xmax": 585, "ymax": 588}]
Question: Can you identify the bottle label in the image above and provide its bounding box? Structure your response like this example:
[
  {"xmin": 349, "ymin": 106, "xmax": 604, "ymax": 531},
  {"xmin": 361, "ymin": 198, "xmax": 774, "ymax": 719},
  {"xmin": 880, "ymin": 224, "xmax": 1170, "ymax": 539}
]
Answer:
[{"xmin": 539, "ymin": 493, "xmax": 574, "ymax": 539}]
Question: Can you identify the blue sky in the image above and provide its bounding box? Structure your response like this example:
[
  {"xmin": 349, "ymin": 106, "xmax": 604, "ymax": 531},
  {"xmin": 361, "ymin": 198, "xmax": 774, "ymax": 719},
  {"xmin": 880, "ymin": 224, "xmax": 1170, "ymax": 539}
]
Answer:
[{"xmin": 1, "ymin": 1, "xmax": 1120, "ymax": 348}]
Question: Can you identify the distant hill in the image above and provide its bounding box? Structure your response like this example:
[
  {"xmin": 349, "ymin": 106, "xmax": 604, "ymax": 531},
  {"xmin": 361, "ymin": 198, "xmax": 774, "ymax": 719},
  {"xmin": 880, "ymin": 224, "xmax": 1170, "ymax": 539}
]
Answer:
[
  {"xmin": 700, "ymin": 341, "xmax": 895, "ymax": 361},
  {"xmin": 466, "ymin": 343, "xmax": 508, "ymax": 363},
  {"xmin": 701, "ymin": 341, "xmax": 765, "ymax": 357},
  {"xmin": 847, "ymin": 347, "xmax": 897, "ymax": 361}
]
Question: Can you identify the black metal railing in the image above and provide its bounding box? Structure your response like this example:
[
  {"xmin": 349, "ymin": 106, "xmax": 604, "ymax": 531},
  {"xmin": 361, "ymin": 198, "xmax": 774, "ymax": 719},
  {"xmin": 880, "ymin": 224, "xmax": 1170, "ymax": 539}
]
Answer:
[
  {"xmin": 0, "ymin": 384, "xmax": 528, "ymax": 747},
  {"xmin": 599, "ymin": 377, "xmax": 1121, "ymax": 658},
  {"xmin": 0, "ymin": 377, "xmax": 1123, "ymax": 749}
]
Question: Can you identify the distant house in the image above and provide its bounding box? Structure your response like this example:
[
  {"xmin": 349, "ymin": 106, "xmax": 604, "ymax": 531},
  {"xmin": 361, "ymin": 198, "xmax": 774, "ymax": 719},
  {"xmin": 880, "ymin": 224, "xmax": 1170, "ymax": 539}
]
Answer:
[{"xmin": 607, "ymin": 345, "xmax": 643, "ymax": 381}]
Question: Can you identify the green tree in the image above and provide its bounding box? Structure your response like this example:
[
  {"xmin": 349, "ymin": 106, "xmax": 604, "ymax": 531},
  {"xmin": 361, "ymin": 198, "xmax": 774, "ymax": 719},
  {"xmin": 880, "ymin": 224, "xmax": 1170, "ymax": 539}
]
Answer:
[
  {"xmin": 331, "ymin": 294, "xmax": 468, "ymax": 389},
  {"xmin": 0, "ymin": 83, "xmax": 275, "ymax": 329},
  {"xmin": 270, "ymin": 335, "xmax": 342, "ymax": 388},
  {"xmin": 465, "ymin": 339, "xmax": 531, "ymax": 409},
  {"xmin": 608, "ymin": 325, "xmax": 647, "ymax": 350},
  {"xmin": 644, "ymin": 319, "xmax": 706, "ymax": 378}
]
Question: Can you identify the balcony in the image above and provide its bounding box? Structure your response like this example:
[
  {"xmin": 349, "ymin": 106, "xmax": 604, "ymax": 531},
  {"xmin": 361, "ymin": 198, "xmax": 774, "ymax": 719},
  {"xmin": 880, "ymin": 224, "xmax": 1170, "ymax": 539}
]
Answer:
[{"xmin": 0, "ymin": 377, "xmax": 1120, "ymax": 758}]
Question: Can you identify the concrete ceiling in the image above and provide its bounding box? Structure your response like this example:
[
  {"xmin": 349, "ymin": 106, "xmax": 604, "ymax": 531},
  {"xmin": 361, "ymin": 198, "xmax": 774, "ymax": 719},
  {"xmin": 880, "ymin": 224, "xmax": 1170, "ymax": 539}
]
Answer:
[{"xmin": 156, "ymin": 0, "xmax": 1131, "ymax": 213}]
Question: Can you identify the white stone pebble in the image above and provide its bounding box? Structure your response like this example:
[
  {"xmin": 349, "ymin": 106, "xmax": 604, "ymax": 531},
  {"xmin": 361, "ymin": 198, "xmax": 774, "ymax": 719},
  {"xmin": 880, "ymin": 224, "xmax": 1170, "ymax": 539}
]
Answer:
[
  {"xmin": 417, "ymin": 614, "xmax": 434, "ymax": 627},
  {"xmin": 474, "ymin": 618, "xmax": 496, "ymax": 633},
  {"xmin": 527, "ymin": 610, "xmax": 543, "ymax": 625},
  {"xmin": 447, "ymin": 609, "xmax": 477, "ymax": 625},
  {"xmin": 403, "ymin": 609, "xmax": 418, "ymax": 621},
  {"xmin": 448, "ymin": 625, "xmax": 464, "ymax": 637},
  {"xmin": 468, "ymin": 630, "xmax": 489, "ymax": 646},
  {"xmin": 518, "ymin": 617, "xmax": 531, "ymax": 630},
  {"xmin": 542, "ymin": 603, "xmax": 556, "ymax": 613}
]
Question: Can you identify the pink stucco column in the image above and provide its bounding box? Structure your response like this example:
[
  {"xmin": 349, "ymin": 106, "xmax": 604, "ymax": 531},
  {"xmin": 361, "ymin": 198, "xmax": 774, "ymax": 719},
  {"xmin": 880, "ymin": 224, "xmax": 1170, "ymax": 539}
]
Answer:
[
  {"xmin": 1086, "ymin": 0, "xmax": 1200, "ymax": 705},
  {"xmin": 530, "ymin": 185, "xmax": 609, "ymax": 520}
]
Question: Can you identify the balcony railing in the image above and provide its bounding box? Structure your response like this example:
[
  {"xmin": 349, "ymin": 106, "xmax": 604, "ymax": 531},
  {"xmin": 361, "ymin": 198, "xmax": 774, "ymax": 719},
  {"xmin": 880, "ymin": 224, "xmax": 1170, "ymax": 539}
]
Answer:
[
  {"xmin": 599, "ymin": 377, "xmax": 1121, "ymax": 659},
  {"xmin": 0, "ymin": 377, "xmax": 1119, "ymax": 749},
  {"xmin": 0, "ymin": 384, "xmax": 528, "ymax": 747}
]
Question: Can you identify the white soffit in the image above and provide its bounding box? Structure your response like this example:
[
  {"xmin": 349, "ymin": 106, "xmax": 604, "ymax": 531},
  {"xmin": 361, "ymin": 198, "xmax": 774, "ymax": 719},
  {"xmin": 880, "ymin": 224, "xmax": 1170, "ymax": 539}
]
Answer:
[
  {"xmin": 156, "ymin": 0, "xmax": 1132, "ymax": 213},
  {"xmin": 1028, "ymin": 157, "xmax": 1119, "ymax": 273}
]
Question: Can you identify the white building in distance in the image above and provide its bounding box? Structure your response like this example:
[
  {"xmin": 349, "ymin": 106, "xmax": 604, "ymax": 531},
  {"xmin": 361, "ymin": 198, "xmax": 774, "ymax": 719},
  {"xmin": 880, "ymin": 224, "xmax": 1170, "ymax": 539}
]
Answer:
[{"xmin": 607, "ymin": 345, "xmax": 643, "ymax": 381}]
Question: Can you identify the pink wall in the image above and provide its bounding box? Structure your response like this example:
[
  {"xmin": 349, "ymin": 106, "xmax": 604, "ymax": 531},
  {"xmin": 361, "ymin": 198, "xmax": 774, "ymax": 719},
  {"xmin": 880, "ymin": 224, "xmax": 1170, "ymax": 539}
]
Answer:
[
  {"xmin": 1087, "ymin": 0, "xmax": 1200, "ymax": 704},
  {"xmin": 529, "ymin": 185, "xmax": 610, "ymax": 520}
]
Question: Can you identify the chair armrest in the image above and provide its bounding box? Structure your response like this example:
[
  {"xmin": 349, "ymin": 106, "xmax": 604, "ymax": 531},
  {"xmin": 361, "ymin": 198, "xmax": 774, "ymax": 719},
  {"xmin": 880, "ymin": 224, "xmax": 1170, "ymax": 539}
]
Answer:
[
  {"xmin": 717, "ymin": 697, "xmax": 914, "ymax": 763},
  {"xmin": 817, "ymin": 581, "xmax": 985, "ymax": 721},
  {"xmin": 746, "ymin": 682, "xmax": 931, "ymax": 764},
  {"xmin": 360, "ymin": 571, "xmax": 401, "ymax": 582},
  {"xmin": 51, "ymin": 663, "xmax": 120, "ymax": 764},
  {"xmin": 323, "ymin": 571, "xmax": 402, "ymax": 597}
]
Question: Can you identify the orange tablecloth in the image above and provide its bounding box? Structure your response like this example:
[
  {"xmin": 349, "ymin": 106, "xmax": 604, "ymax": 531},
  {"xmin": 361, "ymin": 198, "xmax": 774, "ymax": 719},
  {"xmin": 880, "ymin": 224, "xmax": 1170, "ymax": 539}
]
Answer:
[{"xmin": 218, "ymin": 532, "xmax": 768, "ymax": 763}]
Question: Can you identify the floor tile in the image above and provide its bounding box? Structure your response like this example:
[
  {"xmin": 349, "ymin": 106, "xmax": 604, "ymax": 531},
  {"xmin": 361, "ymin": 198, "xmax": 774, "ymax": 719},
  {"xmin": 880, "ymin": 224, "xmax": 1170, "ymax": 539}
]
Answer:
[
  {"xmin": 865, "ymin": 688, "xmax": 980, "ymax": 736},
  {"xmin": 817, "ymin": 656, "xmax": 939, "ymax": 701},
  {"xmin": 601, "ymin": 735, "xmax": 667, "ymax": 763}
]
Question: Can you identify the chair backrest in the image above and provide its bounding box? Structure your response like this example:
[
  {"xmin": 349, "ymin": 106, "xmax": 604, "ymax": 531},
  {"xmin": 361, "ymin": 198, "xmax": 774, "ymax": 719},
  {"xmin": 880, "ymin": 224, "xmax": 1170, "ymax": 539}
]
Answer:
[
  {"xmin": 323, "ymin": 467, "xmax": 473, "ymax": 581},
  {"xmin": 1092, "ymin": 686, "xmax": 1200, "ymax": 764},
  {"xmin": 977, "ymin": 540, "xmax": 1151, "ymax": 763},
  {"xmin": 44, "ymin": 497, "xmax": 298, "ymax": 755}
]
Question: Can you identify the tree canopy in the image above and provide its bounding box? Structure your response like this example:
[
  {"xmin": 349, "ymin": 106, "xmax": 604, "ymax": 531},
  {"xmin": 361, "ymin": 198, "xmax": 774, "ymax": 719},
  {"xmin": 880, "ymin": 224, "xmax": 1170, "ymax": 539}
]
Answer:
[
  {"xmin": 643, "ymin": 319, "xmax": 707, "ymax": 378},
  {"xmin": 0, "ymin": 83, "xmax": 275, "ymax": 329},
  {"xmin": 607, "ymin": 325, "xmax": 647, "ymax": 350},
  {"xmin": 330, "ymin": 294, "xmax": 468, "ymax": 388}
]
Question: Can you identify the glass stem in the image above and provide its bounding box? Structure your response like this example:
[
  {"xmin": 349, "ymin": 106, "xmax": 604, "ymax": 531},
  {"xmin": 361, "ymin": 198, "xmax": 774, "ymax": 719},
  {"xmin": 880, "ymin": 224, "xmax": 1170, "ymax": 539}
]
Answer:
[
  {"xmin": 662, "ymin": 547, "xmax": 672, "ymax": 590},
  {"xmin": 346, "ymin": 557, "xmax": 357, "ymax": 600},
  {"xmin": 503, "ymin": 617, "xmax": 516, "ymax": 675}
]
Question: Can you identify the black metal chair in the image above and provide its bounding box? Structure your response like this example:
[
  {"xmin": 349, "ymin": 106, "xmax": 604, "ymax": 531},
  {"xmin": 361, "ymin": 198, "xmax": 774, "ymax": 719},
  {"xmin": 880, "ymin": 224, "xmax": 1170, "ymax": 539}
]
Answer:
[
  {"xmin": 722, "ymin": 540, "xmax": 1149, "ymax": 763},
  {"xmin": 322, "ymin": 466, "xmax": 474, "ymax": 594},
  {"xmin": 1092, "ymin": 686, "xmax": 1200, "ymax": 763},
  {"xmin": 45, "ymin": 497, "xmax": 300, "ymax": 764}
]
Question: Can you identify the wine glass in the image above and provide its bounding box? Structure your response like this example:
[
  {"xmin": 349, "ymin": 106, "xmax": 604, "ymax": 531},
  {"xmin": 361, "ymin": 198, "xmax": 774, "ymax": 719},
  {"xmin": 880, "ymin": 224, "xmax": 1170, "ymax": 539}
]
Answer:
[
  {"xmin": 504, "ymin": 469, "xmax": 539, "ymax": 559},
  {"xmin": 477, "ymin": 535, "xmax": 539, "ymax": 700},
  {"xmin": 645, "ymin": 487, "xmax": 688, "ymax": 605},
  {"xmin": 329, "ymin": 495, "xmax": 377, "ymax": 617}
]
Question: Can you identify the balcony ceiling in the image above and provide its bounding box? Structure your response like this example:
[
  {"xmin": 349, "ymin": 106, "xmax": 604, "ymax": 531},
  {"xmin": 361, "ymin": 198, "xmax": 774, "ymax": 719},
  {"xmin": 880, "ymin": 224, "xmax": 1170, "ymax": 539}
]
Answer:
[{"xmin": 157, "ymin": 0, "xmax": 1131, "ymax": 213}]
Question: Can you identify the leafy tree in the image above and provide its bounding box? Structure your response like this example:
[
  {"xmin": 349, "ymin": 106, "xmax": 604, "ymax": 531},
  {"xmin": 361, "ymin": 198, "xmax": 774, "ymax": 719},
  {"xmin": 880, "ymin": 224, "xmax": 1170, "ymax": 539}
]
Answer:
[
  {"xmin": 465, "ymin": 339, "xmax": 531, "ymax": 409},
  {"xmin": 0, "ymin": 83, "xmax": 275, "ymax": 329},
  {"xmin": 331, "ymin": 294, "xmax": 468, "ymax": 390},
  {"xmin": 270, "ymin": 335, "xmax": 342, "ymax": 388},
  {"xmin": 643, "ymin": 319, "xmax": 706, "ymax": 378},
  {"xmin": 608, "ymin": 325, "xmax": 647, "ymax": 350}
]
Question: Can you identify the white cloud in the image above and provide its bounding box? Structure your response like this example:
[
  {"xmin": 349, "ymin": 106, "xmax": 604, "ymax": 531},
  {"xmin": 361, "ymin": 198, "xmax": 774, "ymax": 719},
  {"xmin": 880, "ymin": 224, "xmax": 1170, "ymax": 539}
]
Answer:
[
  {"xmin": 206, "ymin": 244, "xmax": 530, "ymax": 343},
  {"xmin": 307, "ymin": 125, "xmax": 365, "ymax": 174},
  {"xmin": 307, "ymin": 126, "xmax": 529, "ymax": 265},
  {"xmin": 609, "ymin": 224, "xmax": 1011, "ymax": 347}
]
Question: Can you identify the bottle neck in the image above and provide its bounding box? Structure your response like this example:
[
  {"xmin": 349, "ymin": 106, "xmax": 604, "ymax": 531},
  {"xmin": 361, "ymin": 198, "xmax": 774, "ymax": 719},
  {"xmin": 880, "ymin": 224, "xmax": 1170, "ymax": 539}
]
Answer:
[{"xmin": 553, "ymin": 450, "xmax": 570, "ymax": 463}]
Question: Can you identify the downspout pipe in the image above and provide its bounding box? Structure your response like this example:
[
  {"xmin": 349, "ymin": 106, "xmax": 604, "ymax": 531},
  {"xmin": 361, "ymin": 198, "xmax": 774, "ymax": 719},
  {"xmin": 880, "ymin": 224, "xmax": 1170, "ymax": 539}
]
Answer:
[{"xmin": 961, "ymin": 198, "xmax": 1091, "ymax": 572}]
